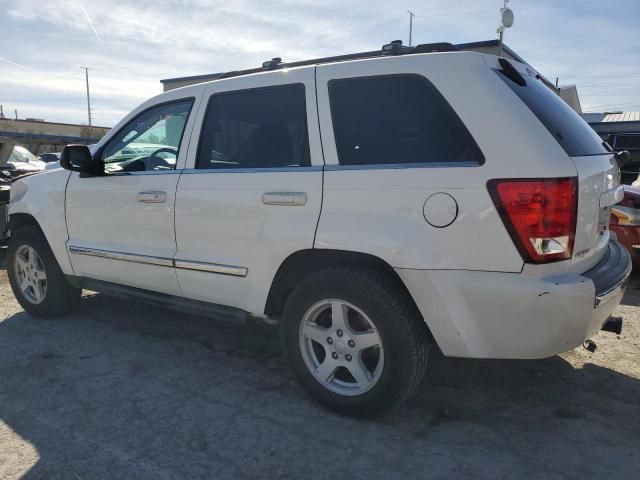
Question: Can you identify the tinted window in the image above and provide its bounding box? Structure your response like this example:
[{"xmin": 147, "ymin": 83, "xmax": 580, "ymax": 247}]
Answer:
[
  {"xmin": 101, "ymin": 99, "xmax": 193, "ymax": 172},
  {"xmin": 197, "ymin": 84, "xmax": 310, "ymax": 169},
  {"xmin": 328, "ymin": 75, "xmax": 484, "ymax": 166},
  {"xmin": 497, "ymin": 70, "xmax": 607, "ymax": 157}
]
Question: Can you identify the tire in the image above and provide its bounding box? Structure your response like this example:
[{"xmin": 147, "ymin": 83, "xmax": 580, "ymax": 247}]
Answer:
[
  {"xmin": 7, "ymin": 226, "xmax": 81, "ymax": 317},
  {"xmin": 281, "ymin": 266, "xmax": 429, "ymax": 417}
]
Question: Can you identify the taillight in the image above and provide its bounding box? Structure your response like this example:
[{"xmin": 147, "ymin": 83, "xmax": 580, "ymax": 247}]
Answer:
[{"xmin": 488, "ymin": 178, "xmax": 578, "ymax": 264}]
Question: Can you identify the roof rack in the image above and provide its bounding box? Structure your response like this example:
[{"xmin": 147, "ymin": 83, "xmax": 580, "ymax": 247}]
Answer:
[{"xmin": 216, "ymin": 40, "xmax": 458, "ymax": 81}]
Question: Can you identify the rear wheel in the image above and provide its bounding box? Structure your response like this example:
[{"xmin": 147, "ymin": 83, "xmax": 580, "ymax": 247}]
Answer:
[
  {"xmin": 282, "ymin": 266, "xmax": 429, "ymax": 417},
  {"xmin": 7, "ymin": 226, "xmax": 81, "ymax": 317}
]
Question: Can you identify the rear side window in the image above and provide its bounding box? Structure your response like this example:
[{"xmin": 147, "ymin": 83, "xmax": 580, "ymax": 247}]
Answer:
[
  {"xmin": 197, "ymin": 84, "xmax": 310, "ymax": 169},
  {"xmin": 497, "ymin": 70, "xmax": 607, "ymax": 157},
  {"xmin": 328, "ymin": 74, "xmax": 484, "ymax": 166}
]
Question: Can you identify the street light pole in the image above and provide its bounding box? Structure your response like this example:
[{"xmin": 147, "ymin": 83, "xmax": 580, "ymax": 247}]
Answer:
[{"xmin": 81, "ymin": 67, "xmax": 92, "ymax": 126}]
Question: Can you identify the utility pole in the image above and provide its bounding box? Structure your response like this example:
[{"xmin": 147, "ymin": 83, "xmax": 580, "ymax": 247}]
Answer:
[
  {"xmin": 407, "ymin": 10, "xmax": 416, "ymax": 46},
  {"xmin": 81, "ymin": 67, "xmax": 93, "ymax": 126}
]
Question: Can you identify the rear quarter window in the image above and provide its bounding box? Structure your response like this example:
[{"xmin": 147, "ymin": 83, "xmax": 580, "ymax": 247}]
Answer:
[
  {"xmin": 328, "ymin": 74, "xmax": 484, "ymax": 167},
  {"xmin": 497, "ymin": 70, "xmax": 607, "ymax": 157}
]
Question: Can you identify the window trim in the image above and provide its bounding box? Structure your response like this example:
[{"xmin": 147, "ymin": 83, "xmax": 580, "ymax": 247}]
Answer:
[
  {"xmin": 195, "ymin": 83, "xmax": 311, "ymax": 171},
  {"xmin": 96, "ymin": 96, "xmax": 196, "ymax": 174},
  {"xmin": 327, "ymin": 73, "xmax": 485, "ymax": 168}
]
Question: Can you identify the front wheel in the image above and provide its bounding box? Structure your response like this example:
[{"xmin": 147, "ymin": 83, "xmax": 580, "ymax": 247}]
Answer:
[
  {"xmin": 7, "ymin": 226, "xmax": 81, "ymax": 317},
  {"xmin": 282, "ymin": 267, "xmax": 429, "ymax": 417}
]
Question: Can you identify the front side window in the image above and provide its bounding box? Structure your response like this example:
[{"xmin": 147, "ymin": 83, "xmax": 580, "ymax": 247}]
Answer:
[
  {"xmin": 196, "ymin": 84, "xmax": 310, "ymax": 169},
  {"xmin": 101, "ymin": 98, "xmax": 193, "ymax": 173},
  {"xmin": 329, "ymin": 75, "xmax": 484, "ymax": 166}
]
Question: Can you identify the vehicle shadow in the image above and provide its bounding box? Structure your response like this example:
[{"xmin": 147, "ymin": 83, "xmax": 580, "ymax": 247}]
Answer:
[{"xmin": 0, "ymin": 289, "xmax": 639, "ymax": 479}]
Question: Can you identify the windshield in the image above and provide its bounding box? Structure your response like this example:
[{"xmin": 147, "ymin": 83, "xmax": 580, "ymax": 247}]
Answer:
[
  {"xmin": 497, "ymin": 70, "xmax": 608, "ymax": 157},
  {"xmin": 9, "ymin": 146, "xmax": 38, "ymax": 163}
]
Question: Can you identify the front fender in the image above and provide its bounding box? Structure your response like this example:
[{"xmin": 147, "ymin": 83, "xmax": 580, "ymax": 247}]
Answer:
[{"xmin": 9, "ymin": 170, "xmax": 73, "ymax": 275}]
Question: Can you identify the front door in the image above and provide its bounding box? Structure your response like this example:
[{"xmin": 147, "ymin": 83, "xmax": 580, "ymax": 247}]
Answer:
[
  {"xmin": 66, "ymin": 96, "xmax": 198, "ymax": 295},
  {"xmin": 174, "ymin": 68, "xmax": 324, "ymax": 314}
]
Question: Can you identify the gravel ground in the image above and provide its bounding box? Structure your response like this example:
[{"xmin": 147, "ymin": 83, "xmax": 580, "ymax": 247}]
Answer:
[{"xmin": 0, "ymin": 251, "xmax": 639, "ymax": 479}]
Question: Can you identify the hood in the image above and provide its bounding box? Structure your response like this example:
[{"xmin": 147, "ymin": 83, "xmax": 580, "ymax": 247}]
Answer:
[{"xmin": 0, "ymin": 137, "xmax": 17, "ymax": 164}]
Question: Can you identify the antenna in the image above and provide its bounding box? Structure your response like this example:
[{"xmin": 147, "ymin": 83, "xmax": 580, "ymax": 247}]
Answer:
[{"xmin": 497, "ymin": 0, "xmax": 515, "ymax": 57}]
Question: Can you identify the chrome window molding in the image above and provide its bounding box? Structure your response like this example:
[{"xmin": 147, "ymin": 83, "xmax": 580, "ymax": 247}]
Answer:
[
  {"xmin": 68, "ymin": 245, "xmax": 247, "ymax": 277},
  {"xmin": 105, "ymin": 169, "xmax": 182, "ymax": 176},
  {"xmin": 182, "ymin": 166, "xmax": 323, "ymax": 174},
  {"xmin": 323, "ymin": 161, "xmax": 481, "ymax": 171}
]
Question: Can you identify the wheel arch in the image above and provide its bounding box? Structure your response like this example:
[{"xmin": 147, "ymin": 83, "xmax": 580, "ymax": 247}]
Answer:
[
  {"xmin": 9, "ymin": 212, "xmax": 42, "ymax": 235},
  {"xmin": 265, "ymin": 249, "xmax": 430, "ymax": 339}
]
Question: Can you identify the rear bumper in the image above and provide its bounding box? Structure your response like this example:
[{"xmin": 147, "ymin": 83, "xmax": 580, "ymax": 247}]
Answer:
[
  {"xmin": 396, "ymin": 240, "xmax": 631, "ymax": 359},
  {"xmin": 582, "ymin": 239, "xmax": 632, "ymax": 308}
]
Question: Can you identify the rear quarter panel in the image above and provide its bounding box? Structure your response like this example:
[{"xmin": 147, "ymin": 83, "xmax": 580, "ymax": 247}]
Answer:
[{"xmin": 315, "ymin": 52, "xmax": 578, "ymax": 272}]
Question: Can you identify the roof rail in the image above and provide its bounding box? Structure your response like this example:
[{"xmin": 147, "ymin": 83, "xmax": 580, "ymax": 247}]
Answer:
[{"xmin": 216, "ymin": 40, "xmax": 458, "ymax": 81}]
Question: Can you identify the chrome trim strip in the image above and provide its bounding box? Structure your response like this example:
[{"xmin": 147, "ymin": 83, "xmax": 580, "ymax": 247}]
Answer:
[
  {"xmin": 68, "ymin": 246, "xmax": 174, "ymax": 267},
  {"xmin": 174, "ymin": 259, "xmax": 248, "ymax": 277},
  {"xmin": 68, "ymin": 246, "xmax": 249, "ymax": 277}
]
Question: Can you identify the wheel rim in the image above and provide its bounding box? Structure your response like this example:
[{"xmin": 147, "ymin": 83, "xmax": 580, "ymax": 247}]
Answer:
[
  {"xmin": 14, "ymin": 245, "xmax": 47, "ymax": 305},
  {"xmin": 298, "ymin": 299, "xmax": 384, "ymax": 396}
]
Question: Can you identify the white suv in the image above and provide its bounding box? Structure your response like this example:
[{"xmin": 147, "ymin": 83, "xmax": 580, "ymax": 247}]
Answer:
[{"xmin": 6, "ymin": 42, "xmax": 631, "ymax": 416}]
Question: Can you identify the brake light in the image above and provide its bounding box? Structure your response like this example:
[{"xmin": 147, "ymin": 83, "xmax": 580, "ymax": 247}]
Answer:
[{"xmin": 488, "ymin": 178, "xmax": 578, "ymax": 263}]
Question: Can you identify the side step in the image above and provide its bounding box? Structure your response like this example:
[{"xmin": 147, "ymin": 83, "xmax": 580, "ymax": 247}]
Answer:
[{"xmin": 66, "ymin": 275, "xmax": 249, "ymax": 325}]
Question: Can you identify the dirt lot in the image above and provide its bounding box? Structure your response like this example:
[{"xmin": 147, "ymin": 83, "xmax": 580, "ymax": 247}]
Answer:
[{"xmin": 0, "ymin": 253, "xmax": 638, "ymax": 480}]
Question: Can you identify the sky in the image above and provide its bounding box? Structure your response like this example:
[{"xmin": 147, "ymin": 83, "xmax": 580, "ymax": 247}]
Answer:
[{"xmin": 0, "ymin": 0, "xmax": 639, "ymax": 127}]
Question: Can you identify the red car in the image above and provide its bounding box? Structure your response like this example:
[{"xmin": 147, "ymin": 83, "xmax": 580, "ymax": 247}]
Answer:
[{"xmin": 610, "ymin": 185, "xmax": 640, "ymax": 267}]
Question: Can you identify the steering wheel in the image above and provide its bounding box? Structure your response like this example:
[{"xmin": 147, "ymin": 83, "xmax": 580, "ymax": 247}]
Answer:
[{"xmin": 147, "ymin": 147, "xmax": 178, "ymax": 170}]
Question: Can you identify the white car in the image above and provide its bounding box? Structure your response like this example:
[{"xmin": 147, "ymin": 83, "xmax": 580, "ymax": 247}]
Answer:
[{"xmin": 6, "ymin": 42, "xmax": 631, "ymax": 416}]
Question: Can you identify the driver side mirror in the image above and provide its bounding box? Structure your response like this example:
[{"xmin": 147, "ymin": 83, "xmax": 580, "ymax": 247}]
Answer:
[{"xmin": 60, "ymin": 145, "xmax": 101, "ymax": 174}]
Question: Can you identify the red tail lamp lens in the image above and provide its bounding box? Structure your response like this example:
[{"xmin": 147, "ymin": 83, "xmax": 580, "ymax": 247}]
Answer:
[{"xmin": 488, "ymin": 178, "xmax": 578, "ymax": 263}]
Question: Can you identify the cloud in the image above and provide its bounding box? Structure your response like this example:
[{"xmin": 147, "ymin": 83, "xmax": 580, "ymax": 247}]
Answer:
[{"xmin": 1, "ymin": 0, "xmax": 638, "ymax": 125}]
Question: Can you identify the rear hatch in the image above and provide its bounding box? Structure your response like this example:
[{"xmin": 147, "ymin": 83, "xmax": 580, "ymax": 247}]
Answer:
[{"xmin": 491, "ymin": 58, "xmax": 621, "ymax": 272}]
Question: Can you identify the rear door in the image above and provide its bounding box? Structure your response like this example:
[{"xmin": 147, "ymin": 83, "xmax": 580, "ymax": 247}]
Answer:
[{"xmin": 174, "ymin": 67, "xmax": 323, "ymax": 314}]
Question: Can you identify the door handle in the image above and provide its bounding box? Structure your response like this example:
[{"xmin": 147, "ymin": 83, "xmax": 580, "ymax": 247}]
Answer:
[
  {"xmin": 137, "ymin": 191, "xmax": 167, "ymax": 203},
  {"xmin": 262, "ymin": 192, "xmax": 307, "ymax": 206}
]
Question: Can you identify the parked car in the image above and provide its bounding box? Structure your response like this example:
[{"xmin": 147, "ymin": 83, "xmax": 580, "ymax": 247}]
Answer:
[
  {"xmin": 0, "ymin": 139, "xmax": 47, "ymax": 244},
  {"xmin": 611, "ymin": 185, "xmax": 640, "ymax": 266},
  {"xmin": 5, "ymin": 42, "xmax": 631, "ymax": 416},
  {"xmin": 5, "ymin": 145, "xmax": 46, "ymax": 175},
  {"xmin": 37, "ymin": 152, "xmax": 61, "ymax": 163}
]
